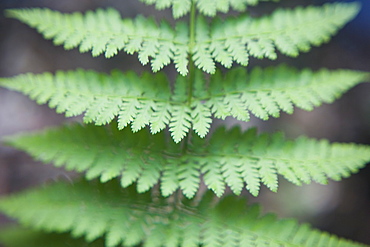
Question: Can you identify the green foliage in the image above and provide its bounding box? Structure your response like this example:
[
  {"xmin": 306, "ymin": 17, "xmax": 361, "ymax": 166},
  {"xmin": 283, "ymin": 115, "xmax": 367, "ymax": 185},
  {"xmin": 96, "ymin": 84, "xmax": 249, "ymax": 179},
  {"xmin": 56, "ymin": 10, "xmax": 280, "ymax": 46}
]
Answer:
[
  {"xmin": 4, "ymin": 124, "xmax": 370, "ymax": 197},
  {"xmin": 6, "ymin": 8, "xmax": 189, "ymax": 74},
  {"xmin": 1, "ymin": 0, "xmax": 370, "ymax": 246},
  {"xmin": 1, "ymin": 66, "xmax": 367, "ymax": 142},
  {"xmin": 139, "ymin": 0, "xmax": 279, "ymax": 18},
  {"xmin": 6, "ymin": 2, "xmax": 360, "ymax": 75},
  {"xmin": 0, "ymin": 228, "xmax": 105, "ymax": 247},
  {"xmin": 0, "ymin": 179, "xmax": 367, "ymax": 247}
]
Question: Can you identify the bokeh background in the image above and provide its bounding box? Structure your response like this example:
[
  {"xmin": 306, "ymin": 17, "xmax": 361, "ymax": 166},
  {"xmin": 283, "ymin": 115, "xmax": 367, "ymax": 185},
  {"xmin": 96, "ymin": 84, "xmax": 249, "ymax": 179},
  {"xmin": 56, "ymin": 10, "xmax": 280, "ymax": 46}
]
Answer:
[{"xmin": 0, "ymin": 0, "xmax": 369, "ymax": 245}]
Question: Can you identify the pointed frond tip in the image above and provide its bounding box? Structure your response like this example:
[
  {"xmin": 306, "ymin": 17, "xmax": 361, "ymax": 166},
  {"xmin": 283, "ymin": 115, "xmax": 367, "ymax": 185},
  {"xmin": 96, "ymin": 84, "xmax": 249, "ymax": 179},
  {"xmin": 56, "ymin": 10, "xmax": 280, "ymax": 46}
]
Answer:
[
  {"xmin": 0, "ymin": 180, "xmax": 368, "ymax": 247},
  {"xmin": 0, "ymin": 66, "xmax": 368, "ymax": 142},
  {"xmin": 4, "ymin": 124, "xmax": 370, "ymax": 198},
  {"xmin": 6, "ymin": 2, "xmax": 360, "ymax": 75}
]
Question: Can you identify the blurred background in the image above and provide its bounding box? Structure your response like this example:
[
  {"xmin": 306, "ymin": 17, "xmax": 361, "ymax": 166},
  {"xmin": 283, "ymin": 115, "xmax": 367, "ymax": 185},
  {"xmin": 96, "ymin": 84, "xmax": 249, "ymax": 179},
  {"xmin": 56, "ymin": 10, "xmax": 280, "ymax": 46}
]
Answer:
[{"xmin": 0, "ymin": 0, "xmax": 369, "ymax": 245}]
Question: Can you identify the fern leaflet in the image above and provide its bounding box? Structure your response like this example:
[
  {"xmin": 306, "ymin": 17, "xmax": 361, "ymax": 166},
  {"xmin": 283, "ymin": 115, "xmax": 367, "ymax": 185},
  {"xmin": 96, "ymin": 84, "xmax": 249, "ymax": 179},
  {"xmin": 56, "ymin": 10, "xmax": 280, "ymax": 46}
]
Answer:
[
  {"xmin": 4, "ymin": 124, "xmax": 370, "ymax": 198},
  {"xmin": 5, "ymin": 8, "xmax": 189, "ymax": 75},
  {"xmin": 6, "ymin": 2, "xmax": 359, "ymax": 74},
  {"xmin": 139, "ymin": 0, "xmax": 279, "ymax": 18},
  {"xmin": 1, "ymin": 66, "xmax": 368, "ymax": 142},
  {"xmin": 0, "ymin": 179, "xmax": 367, "ymax": 247},
  {"xmin": 206, "ymin": 66, "xmax": 369, "ymax": 120},
  {"xmin": 0, "ymin": 69, "xmax": 175, "ymax": 136},
  {"xmin": 0, "ymin": 228, "xmax": 105, "ymax": 247},
  {"xmin": 199, "ymin": 2, "xmax": 360, "ymax": 69}
]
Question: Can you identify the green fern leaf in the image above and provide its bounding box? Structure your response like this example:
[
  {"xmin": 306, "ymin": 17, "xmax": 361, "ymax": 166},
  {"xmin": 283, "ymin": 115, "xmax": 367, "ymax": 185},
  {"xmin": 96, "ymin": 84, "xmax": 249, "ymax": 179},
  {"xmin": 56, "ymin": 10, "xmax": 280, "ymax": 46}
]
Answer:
[
  {"xmin": 191, "ymin": 102, "xmax": 212, "ymax": 138},
  {"xmin": 0, "ymin": 69, "xmax": 184, "ymax": 141},
  {"xmin": 221, "ymin": 158, "xmax": 244, "ymax": 195},
  {"xmin": 161, "ymin": 161, "xmax": 180, "ymax": 196},
  {"xmin": 4, "ymin": 124, "xmax": 370, "ymax": 198},
  {"xmin": 173, "ymin": 22, "xmax": 190, "ymax": 76},
  {"xmin": 6, "ymin": 3, "xmax": 360, "ymax": 74},
  {"xmin": 169, "ymin": 105, "xmax": 192, "ymax": 143},
  {"xmin": 0, "ymin": 228, "xmax": 105, "ymax": 247},
  {"xmin": 136, "ymin": 159, "xmax": 162, "ymax": 193},
  {"xmin": 0, "ymin": 179, "xmax": 367, "ymax": 247},
  {"xmin": 149, "ymin": 102, "xmax": 172, "ymax": 134},
  {"xmin": 5, "ymin": 8, "xmax": 188, "ymax": 74},
  {"xmin": 240, "ymin": 159, "xmax": 261, "ymax": 196},
  {"xmin": 205, "ymin": 66, "xmax": 369, "ymax": 122},
  {"xmin": 177, "ymin": 159, "xmax": 201, "ymax": 198},
  {"xmin": 202, "ymin": 158, "xmax": 226, "ymax": 197},
  {"xmin": 117, "ymin": 99, "xmax": 141, "ymax": 129},
  {"xmin": 173, "ymin": 0, "xmax": 192, "ymax": 19},
  {"xmin": 203, "ymin": 2, "xmax": 360, "ymax": 69},
  {"xmin": 139, "ymin": 0, "xmax": 279, "ymax": 18},
  {"xmin": 2, "ymin": 1, "xmax": 369, "ymax": 246},
  {"xmin": 1, "ymin": 67, "xmax": 368, "ymax": 142},
  {"xmin": 193, "ymin": 16, "xmax": 216, "ymax": 74}
]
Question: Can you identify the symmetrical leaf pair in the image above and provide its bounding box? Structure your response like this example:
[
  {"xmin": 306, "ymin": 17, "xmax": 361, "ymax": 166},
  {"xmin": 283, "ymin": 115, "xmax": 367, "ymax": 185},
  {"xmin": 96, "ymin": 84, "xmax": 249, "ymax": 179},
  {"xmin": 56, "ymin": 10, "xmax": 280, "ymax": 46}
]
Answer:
[
  {"xmin": 1, "ymin": 1, "xmax": 370, "ymax": 246},
  {"xmin": 6, "ymin": 2, "xmax": 360, "ymax": 75},
  {"xmin": 1, "ymin": 66, "xmax": 368, "ymax": 142},
  {"xmin": 0, "ymin": 179, "xmax": 366, "ymax": 247},
  {"xmin": 5, "ymin": 124, "xmax": 370, "ymax": 198}
]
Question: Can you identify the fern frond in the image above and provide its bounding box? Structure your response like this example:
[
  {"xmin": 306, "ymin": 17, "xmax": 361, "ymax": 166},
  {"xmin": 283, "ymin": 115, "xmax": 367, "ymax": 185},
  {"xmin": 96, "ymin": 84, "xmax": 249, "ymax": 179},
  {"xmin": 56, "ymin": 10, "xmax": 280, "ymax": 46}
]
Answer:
[
  {"xmin": 0, "ymin": 228, "xmax": 104, "ymax": 247},
  {"xmin": 139, "ymin": 0, "xmax": 279, "ymax": 18},
  {"xmin": 6, "ymin": 3, "xmax": 360, "ymax": 75},
  {"xmin": 5, "ymin": 124, "xmax": 370, "ymax": 198},
  {"xmin": 1, "ymin": 67, "xmax": 368, "ymax": 142},
  {"xmin": 0, "ymin": 69, "xmax": 177, "ymax": 138},
  {"xmin": 0, "ymin": 179, "xmax": 367, "ymax": 247},
  {"xmin": 193, "ymin": 16, "xmax": 216, "ymax": 74},
  {"xmin": 5, "ymin": 8, "xmax": 189, "ymax": 75},
  {"xmin": 201, "ymin": 2, "xmax": 360, "ymax": 69},
  {"xmin": 206, "ymin": 66, "xmax": 369, "ymax": 121}
]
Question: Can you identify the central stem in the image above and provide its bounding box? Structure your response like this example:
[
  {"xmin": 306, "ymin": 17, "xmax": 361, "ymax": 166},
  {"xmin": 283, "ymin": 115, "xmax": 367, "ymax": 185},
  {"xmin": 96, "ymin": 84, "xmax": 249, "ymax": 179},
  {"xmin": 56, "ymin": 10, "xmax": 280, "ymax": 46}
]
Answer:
[
  {"xmin": 182, "ymin": 2, "xmax": 197, "ymax": 154},
  {"xmin": 187, "ymin": 2, "xmax": 196, "ymax": 106}
]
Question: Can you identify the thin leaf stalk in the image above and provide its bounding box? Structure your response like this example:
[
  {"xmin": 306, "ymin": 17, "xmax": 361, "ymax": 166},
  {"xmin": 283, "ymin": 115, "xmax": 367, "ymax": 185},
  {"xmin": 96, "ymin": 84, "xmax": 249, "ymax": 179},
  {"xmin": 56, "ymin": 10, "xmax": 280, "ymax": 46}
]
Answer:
[
  {"xmin": 187, "ymin": 0, "xmax": 196, "ymax": 107},
  {"xmin": 182, "ymin": 1, "xmax": 197, "ymax": 155}
]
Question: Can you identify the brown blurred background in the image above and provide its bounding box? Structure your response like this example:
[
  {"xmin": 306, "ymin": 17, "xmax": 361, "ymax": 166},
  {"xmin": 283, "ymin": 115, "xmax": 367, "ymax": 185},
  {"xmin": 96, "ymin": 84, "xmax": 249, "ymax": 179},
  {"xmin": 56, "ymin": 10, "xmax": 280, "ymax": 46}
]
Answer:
[{"xmin": 0, "ymin": 0, "xmax": 369, "ymax": 245}]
